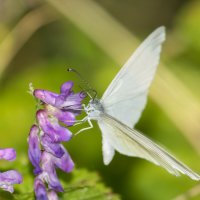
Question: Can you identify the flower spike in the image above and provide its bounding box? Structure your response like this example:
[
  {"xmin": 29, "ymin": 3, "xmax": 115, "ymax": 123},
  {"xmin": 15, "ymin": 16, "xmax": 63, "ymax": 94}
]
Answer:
[{"xmin": 28, "ymin": 81, "xmax": 85, "ymax": 199}]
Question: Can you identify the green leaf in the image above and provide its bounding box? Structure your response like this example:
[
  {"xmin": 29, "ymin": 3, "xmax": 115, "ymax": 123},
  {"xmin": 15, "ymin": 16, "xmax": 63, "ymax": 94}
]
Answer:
[{"xmin": 60, "ymin": 169, "xmax": 120, "ymax": 200}]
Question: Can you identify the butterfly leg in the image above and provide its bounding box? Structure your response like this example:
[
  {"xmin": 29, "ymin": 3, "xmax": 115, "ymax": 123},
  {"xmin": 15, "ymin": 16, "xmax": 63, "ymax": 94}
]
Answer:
[
  {"xmin": 74, "ymin": 118, "xmax": 93, "ymax": 136},
  {"xmin": 70, "ymin": 104, "xmax": 88, "ymax": 126},
  {"xmin": 73, "ymin": 116, "xmax": 88, "ymax": 126}
]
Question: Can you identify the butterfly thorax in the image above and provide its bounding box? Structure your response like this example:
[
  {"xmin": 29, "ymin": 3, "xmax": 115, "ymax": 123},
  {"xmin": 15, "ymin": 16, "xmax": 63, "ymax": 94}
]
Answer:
[{"xmin": 85, "ymin": 98, "xmax": 104, "ymax": 120}]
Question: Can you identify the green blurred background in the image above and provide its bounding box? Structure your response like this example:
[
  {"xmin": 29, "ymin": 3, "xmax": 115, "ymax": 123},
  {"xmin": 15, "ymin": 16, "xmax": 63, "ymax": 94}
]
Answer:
[{"xmin": 1, "ymin": 0, "xmax": 200, "ymax": 199}]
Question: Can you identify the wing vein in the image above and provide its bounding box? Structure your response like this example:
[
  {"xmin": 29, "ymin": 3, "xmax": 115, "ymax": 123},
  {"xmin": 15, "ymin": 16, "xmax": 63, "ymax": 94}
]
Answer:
[{"xmin": 100, "ymin": 113, "xmax": 200, "ymax": 180}]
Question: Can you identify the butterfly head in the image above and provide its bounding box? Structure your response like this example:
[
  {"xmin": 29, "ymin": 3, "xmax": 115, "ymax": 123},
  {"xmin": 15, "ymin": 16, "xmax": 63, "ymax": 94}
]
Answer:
[
  {"xmin": 67, "ymin": 68, "xmax": 103, "ymax": 119},
  {"xmin": 84, "ymin": 98, "xmax": 104, "ymax": 120}
]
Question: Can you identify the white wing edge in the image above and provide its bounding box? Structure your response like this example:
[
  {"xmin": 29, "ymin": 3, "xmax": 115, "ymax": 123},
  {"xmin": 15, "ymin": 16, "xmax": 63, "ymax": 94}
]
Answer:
[
  {"xmin": 102, "ymin": 26, "xmax": 165, "ymax": 101},
  {"xmin": 99, "ymin": 121, "xmax": 115, "ymax": 165}
]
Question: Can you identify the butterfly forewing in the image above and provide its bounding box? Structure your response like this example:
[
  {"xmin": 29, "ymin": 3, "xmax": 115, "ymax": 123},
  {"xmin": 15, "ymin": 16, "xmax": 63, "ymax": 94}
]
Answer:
[{"xmin": 101, "ymin": 26, "xmax": 165, "ymax": 128}]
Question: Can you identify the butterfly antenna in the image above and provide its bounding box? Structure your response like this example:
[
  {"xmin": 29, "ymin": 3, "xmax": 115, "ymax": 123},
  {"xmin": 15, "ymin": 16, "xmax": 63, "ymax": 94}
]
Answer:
[{"xmin": 67, "ymin": 68, "xmax": 97, "ymax": 99}]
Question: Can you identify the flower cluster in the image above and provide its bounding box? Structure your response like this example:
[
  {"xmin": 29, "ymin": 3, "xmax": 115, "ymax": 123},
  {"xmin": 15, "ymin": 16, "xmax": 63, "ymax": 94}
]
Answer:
[
  {"xmin": 0, "ymin": 148, "xmax": 22, "ymax": 193},
  {"xmin": 28, "ymin": 81, "xmax": 85, "ymax": 199}
]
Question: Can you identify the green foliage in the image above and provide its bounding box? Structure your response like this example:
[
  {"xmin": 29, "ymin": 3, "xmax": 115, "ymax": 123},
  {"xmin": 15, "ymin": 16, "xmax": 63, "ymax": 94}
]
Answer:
[
  {"xmin": 0, "ymin": 156, "xmax": 120, "ymax": 200},
  {"xmin": 61, "ymin": 169, "xmax": 120, "ymax": 200},
  {"xmin": 0, "ymin": 154, "xmax": 121, "ymax": 200},
  {"xmin": 176, "ymin": 1, "xmax": 200, "ymax": 54}
]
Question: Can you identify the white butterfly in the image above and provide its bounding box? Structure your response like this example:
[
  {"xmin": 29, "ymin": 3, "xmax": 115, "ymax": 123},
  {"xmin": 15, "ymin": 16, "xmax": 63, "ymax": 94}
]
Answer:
[{"xmin": 76, "ymin": 26, "xmax": 200, "ymax": 180}]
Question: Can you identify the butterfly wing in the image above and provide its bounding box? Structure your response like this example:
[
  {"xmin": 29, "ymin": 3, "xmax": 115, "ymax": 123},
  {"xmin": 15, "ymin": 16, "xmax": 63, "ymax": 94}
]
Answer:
[
  {"xmin": 98, "ymin": 120, "xmax": 115, "ymax": 165},
  {"xmin": 99, "ymin": 114, "xmax": 200, "ymax": 180},
  {"xmin": 101, "ymin": 26, "xmax": 165, "ymax": 128}
]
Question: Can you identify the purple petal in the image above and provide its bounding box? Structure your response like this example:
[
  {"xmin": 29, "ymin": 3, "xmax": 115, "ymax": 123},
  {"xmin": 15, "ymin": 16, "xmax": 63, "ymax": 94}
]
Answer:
[
  {"xmin": 54, "ymin": 94, "xmax": 67, "ymax": 108},
  {"xmin": 41, "ymin": 135, "xmax": 65, "ymax": 158},
  {"xmin": 70, "ymin": 92, "xmax": 86, "ymax": 103},
  {"xmin": 0, "ymin": 170, "xmax": 23, "ymax": 193},
  {"xmin": 41, "ymin": 152, "xmax": 63, "ymax": 192},
  {"xmin": 37, "ymin": 110, "xmax": 72, "ymax": 142},
  {"xmin": 60, "ymin": 81, "xmax": 73, "ymax": 94},
  {"xmin": 53, "ymin": 81, "xmax": 74, "ymax": 108},
  {"xmin": 34, "ymin": 177, "xmax": 48, "ymax": 200},
  {"xmin": 34, "ymin": 89, "xmax": 58, "ymax": 106},
  {"xmin": 55, "ymin": 92, "xmax": 84, "ymax": 109},
  {"xmin": 0, "ymin": 148, "xmax": 16, "ymax": 161},
  {"xmin": 54, "ymin": 147, "xmax": 74, "ymax": 173},
  {"xmin": 28, "ymin": 125, "xmax": 42, "ymax": 175},
  {"xmin": 47, "ymin": 190, "xmax": 59, "ymax": 200},
  {"xmin": 49, "ymin": 108, "xmax": 76, "ymax": 126}
]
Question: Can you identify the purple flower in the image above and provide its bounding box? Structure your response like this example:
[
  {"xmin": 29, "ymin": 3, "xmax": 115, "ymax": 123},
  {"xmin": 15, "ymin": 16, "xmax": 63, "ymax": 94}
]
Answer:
[
  {"xmin": 0, "ymin": 148, "xmax": 16, "ymax": 161},
  {"xmin": 0, "ymin": 170, "xmax": 22, "ymax": 193},
  {"xmin": 34, "ymin": 177, "xmax": 48, "ymax": 200},
  {"xmin": 48, "ymin": 108, "xmax": 76, "ymax": 126},
  {"xmin": 28, "ymin": 81, "xmax": 85, "ymax": 199},
  {"xmin": 37, "ymin": 150, "xmax": 74, "ymax": 193},
  {"xmin": 34, "ymin": 81, "xmax": 84, "ymax": 113},
  {"xmin": 36, "ymin": 110, "xmax": 72, "ymax": 142},
  {"xmin": 28, "ymin": 125, "xmax": 42, "ymax": 175},
  {"xmin": 33, "ymin": 81, "xmax": 74, "ymax": 106},
  {"xmin": 0, "ymin": 148, "xmax": 22, "ymax": 193},
  {"xmin": 40, "ymin": 152, "xmax": 63, "ymax": 192},
  {"xmin": 34, "ymin": 90, "xmax": 58, "ymax": 106},
  {"xmin": 53, "ymin": 147, "xmax": 74, "ymax": 173},
  {"xmin": 41, "ymin": 135, "xmax": 65, "ymax": 158}
]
